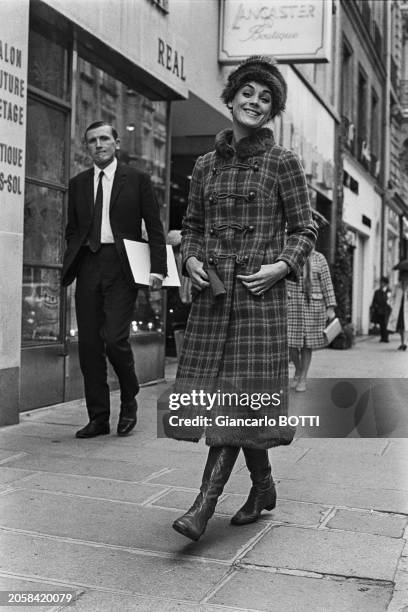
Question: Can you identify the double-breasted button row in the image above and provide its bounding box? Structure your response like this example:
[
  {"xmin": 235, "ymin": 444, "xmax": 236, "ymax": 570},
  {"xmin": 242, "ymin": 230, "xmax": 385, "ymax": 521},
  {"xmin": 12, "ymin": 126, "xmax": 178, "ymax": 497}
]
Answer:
[
  {"xmin": 209, "ymin": 191, "xmax": 257, "ymax": 203},
  {"xmin": 211, "ymin": 163, "xmax": 259, "ymax": 173}
]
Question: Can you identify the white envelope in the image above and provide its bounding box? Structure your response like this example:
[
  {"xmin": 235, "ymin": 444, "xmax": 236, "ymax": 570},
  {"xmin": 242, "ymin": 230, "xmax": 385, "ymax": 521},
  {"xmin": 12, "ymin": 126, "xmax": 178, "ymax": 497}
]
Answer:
[{"xmin": 123, "ymin": 239, "xmax": 181, "ymax": 287}]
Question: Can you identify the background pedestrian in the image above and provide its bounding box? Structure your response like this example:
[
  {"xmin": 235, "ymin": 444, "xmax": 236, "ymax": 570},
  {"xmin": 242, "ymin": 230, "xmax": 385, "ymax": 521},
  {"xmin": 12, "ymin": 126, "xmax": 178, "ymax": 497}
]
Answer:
[
  {"xmin": 370, "ymin": 276, "xmax": 392, "ymax": 343},
  {"xmin": 288, "ymin": 249, "xmax": 336, "ymax": 392}
]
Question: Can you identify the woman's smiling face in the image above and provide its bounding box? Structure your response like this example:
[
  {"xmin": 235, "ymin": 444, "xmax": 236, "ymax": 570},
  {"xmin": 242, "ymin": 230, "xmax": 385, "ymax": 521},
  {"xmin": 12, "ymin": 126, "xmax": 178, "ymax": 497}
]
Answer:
[{"xmin": 231, "ymin": 81, "xmax": 273, "ymax": 135}]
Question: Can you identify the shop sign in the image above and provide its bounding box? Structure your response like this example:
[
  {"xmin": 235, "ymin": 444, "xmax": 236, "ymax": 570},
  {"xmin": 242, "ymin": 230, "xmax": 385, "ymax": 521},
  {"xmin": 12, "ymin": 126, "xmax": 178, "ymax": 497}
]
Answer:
[
  {"xmin": 0, "ymin": 7, "xmax": 28, "ymax": 200},
  {"xmin": 219, "ymin": 0, "xmax": 332, "ymax": 64},
  {"xmin": 157, "ymin": 38, "xmax": 186, "ymax": 82}
]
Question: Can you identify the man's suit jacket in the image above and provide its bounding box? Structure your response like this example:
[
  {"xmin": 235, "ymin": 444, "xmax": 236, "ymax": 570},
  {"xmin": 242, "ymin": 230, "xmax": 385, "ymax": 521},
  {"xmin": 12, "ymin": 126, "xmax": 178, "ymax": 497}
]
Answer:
[{"xmin": 62, "ymin": 162, "xmax": 167, "ymax": 287}]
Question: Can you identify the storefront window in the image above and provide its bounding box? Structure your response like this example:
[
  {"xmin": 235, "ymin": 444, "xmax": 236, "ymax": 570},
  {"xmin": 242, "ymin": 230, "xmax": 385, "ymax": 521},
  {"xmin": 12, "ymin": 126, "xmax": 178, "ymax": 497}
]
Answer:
[
  {"xmin": 22, "ymin": 266, "xmax": 61, "ymax": 344},
  {"xmin": 28, "ymin": 29, "xmax": 69, "ymax": 100},
  {"xmin": 26, "ymin": 99, "xmax": 67, "ymax": 184},
  {"xmin": 23, "ymin": 184, "xmax": 64, "ymax": 265},
  {"xmin": 67, "ymin": 57, "xmax": 168, "ymax": 340},
  {"xmin": 21, "ymin": 24, "xmax": 69, "ymax": 347}
]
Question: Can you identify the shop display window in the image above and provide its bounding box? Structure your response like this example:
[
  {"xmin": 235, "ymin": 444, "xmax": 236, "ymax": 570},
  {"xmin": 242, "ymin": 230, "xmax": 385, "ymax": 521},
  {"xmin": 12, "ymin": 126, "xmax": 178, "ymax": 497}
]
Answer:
[
  {"xmin": 27, "ymin": 29, "xmax": 69, "ymax": 100},
  {"xmin": 26, "ymin": 99, "xmax": 67, "ymax": 185},
  {"xmin": 66, "ymin": 57, "xmax": 168, "ymax": 340},
  {"xmin": 21, "ymin": 24, "xmax": 69, "ymax": 347},
  {"xmin": 23, "ymin": 184, "xmax": 64, "ymax": 266},
  {"xmin": 22, "ymin": 266, "xmax": 61, "ymax": 344}
]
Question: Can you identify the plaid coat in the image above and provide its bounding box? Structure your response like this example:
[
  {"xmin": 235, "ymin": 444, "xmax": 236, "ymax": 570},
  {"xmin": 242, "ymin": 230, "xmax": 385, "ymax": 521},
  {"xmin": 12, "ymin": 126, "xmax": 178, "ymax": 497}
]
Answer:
[
  {"xmin": 287, "ymin": 250, "xmax": 336, "ymax": 350},
  {"xmin": 173, "ymin": 128, "xmax": 316, "ymax": 448}
]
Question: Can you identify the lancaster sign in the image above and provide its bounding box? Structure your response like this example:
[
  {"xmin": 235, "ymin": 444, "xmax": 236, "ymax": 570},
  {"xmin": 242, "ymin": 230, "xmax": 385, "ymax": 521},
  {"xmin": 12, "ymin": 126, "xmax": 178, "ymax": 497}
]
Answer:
[{"xmin": 219, "ymin": 0, "xmax": 332, "ymax": 64}]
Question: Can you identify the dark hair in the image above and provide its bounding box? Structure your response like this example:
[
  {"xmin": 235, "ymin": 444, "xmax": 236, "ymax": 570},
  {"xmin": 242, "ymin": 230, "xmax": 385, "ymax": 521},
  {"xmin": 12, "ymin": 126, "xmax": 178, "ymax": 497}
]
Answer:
[
  {"xmin": 84, "ymin": 121, "xmax": 118, "ymax": 142},
  {"xmin": 221, "ymin": 55, "xmax": 287, "ymax": 119},
  {"xmin": 380, "ymin": 276, "xmax": 389, "ymax": 284}
]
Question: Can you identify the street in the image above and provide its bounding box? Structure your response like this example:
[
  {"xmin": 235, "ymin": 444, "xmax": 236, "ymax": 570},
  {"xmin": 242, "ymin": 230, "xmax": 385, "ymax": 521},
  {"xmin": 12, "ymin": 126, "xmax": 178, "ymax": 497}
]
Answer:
[{"xmin": 0, "ymin": 334, "xmax": 406, "ymax": 611}]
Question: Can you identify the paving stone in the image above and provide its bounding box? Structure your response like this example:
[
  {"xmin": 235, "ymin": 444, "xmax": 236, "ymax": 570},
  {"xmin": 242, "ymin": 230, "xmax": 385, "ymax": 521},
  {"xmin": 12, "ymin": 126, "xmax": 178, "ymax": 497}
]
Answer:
[
  {"xmin": 388, "ymin": 570, "xmax": 408, "ymax": 612},
  {"xmin": 275, "ymin": 452, "xmax": 408, "ymax": 490},
  {"xmin": 327, "ymin": 508, "xmax": 407, "ymax": 537},
  {"xmin": 0, "ymin": 576, "xmax": 81, "ymax": 612},
  {"xmin": 14, "ymin": 472, "xmax": 168, "ymax": 504},
  {"xmin": 0, "ymin": 467, "xmax": 36, "ymax": 485},
  {"xmin": 151, "ymin": 489, "xmax": 198, "ymax": 511},
  {"xmin": 68, "ymin": 591, "xmax": 232, "ymax": 612},
  {"xmin": 242, "ymin": 525, "xmax": 403, "ymax": 580},
  {"xmin": 0, "ymin": 436, "xmax": 98, "ymax": 458},
  {"xmin": 0, "ymin": 423, "xmax": 83, "ymax": 440},
  {"xmin": 210, "ymin": 568, "xmax": 393, "ymax": 612},
  {"xmin": 4, "ymin": 453, "xmax": 173, "ymax": 482},
  {"xmin": 276, "ymin": 479, "xmax": 408, "ymax": 514},
  {"xmin": 0, "ymin": 530, "xmax": 228, "ymax": 602},
  {"xmin": 0, "ymin": 490, "xmax": 266, "ymax": 562},
  {"xmin": 292, "ymin": 438, "xmax": 389, "ymax": 456},
  {"xmin": 218, "ymin": 495, "xmax": 328, "ymax": 526},
  {"xmin": 0, "ymin": 449, "xmax": 26, "ymax": 462}
]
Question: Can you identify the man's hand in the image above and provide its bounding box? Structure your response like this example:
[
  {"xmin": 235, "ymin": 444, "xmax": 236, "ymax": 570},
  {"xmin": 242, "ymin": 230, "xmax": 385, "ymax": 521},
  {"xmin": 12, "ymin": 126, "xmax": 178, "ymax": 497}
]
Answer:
[
  {"xmin": 237, "ymin": 261, "xmax": 288, "ymax": 296},
  {"xmin": 186, "ymin": 256, "xmax": 210, "ymax": 290},
  {"xmin": 326, "ymin": 307, "xmax": 336, "ymax": 321},
  {"xmin": 149, "ymin": 274, "xmax": 163, "ymax": 290}
]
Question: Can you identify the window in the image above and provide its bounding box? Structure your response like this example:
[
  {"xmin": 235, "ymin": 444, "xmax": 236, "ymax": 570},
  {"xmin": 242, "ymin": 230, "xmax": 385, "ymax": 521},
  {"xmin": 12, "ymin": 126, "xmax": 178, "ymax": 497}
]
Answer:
[
  {"xmin": 370, "ymin": 88, "xmax": 380, "ymax": 178},
  {"xmin": 22, "ymin": 24, "xmax": 70, "ymax": 345},
  {"xmin": 357, "ymin": 69, "xmax": 368, "ymax": 167}
]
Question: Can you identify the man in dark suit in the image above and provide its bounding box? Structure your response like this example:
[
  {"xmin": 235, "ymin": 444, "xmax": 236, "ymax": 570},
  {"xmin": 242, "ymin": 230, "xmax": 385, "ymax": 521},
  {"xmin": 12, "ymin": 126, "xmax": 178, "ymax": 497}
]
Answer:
[
  {"xmin": 62, "ymin": 121, "xmax": 167, "ymax": 438},
  {"xmin": 371, "ymin": 276, "xmax": 391, "ymax": 343}
]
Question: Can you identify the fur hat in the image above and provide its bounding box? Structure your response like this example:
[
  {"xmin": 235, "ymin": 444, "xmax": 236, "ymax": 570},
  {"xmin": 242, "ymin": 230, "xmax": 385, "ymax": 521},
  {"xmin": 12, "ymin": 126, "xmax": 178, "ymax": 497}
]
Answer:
[{"xmin": 221, "ymin": 56, "xmax": 287, "ymax": 119}]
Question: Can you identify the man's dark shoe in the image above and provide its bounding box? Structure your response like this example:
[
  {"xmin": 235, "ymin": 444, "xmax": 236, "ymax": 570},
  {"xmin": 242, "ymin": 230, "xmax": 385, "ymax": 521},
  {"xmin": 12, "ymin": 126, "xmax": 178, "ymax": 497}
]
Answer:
[
  {"xmin": 75, "ymin": 420, "xmax": 110, "ymax": 439},
  {"xmin": 117, "ymin": 399, "xmax": 138, "ymax": 436}
]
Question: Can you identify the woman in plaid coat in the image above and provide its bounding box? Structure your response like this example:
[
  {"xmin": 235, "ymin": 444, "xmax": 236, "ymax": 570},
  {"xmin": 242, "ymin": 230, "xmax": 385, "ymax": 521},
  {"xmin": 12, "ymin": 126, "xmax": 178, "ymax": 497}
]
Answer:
[
  {"xmin": 170, "ymin": 57, "xmax": 317, "ymax": 542},
  {"xmin": 287, "ymin": 250, "xmax": 336, "ymax": 392}
]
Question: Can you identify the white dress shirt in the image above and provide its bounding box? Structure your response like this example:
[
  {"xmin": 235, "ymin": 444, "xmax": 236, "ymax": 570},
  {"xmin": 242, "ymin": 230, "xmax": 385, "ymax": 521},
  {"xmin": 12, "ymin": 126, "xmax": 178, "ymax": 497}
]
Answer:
[
  {"xmin": 93, "ymin": 158, "xmax": 116, "ymax": 244},
  {"xmin": 94, "ymin": 158, "xmax": 163, "ymax": 282}
]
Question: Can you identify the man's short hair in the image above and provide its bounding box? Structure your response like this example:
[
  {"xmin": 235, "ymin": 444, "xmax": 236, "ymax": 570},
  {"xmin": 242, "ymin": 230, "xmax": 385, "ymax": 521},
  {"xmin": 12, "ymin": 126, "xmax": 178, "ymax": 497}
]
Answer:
[
  {"xmin": 84, "ymin": 121, "xmax": 118, "ymax": 142},
  {"xmin": 380, "ymin": 276, "xmax": 389, "ymax": 284}
]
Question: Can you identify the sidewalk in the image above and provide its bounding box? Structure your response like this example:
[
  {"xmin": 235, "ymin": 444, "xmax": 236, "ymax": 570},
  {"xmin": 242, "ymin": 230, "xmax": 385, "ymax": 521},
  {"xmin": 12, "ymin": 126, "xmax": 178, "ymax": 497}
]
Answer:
[{"xmin": 0, "ymin": 335, "xmax": 407, "ymax": 611}]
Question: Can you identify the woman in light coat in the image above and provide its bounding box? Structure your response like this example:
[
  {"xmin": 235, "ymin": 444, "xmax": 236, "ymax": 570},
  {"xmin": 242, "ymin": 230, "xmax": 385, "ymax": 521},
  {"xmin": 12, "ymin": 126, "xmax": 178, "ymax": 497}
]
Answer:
[
  {"xmin": 388, "ymin": 273, "xmax": 408, "ymax": 350},
  {"xmin": 167, "ymin": 56, "xmax": 316, "ymax": 542},
  {"xmin": 287, "ymin": 250, "xmax": 336, "ymax": 391}
]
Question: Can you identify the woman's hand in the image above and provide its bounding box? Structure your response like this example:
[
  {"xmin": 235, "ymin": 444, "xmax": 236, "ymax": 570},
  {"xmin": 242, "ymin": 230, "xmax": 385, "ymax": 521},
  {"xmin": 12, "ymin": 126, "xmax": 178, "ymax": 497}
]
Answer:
[
  {"xmin": 326, "ymin": 307, "xmax": 336, "ymax": 321},
  {"xmin": 186, "ymin": 256, "xmax": 210, "ymax": 291},
  {"xmin": 237, "ymin": 261, "xmax": 288, "ymax": 296}
]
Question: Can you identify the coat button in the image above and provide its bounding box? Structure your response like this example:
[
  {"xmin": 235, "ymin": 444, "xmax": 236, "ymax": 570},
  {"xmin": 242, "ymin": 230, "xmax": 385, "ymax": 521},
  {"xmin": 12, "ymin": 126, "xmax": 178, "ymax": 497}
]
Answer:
[
  {"xmin": 212, "ymin": 167, "xmax": 217, "ymax": 175},
  {"xmin": 208, "ymin": 257, "xmax": 214, "ymax": 264},
  {"xmin": 209, "ymin": 195, "xmax": 214, "ymax": 204},
  {"xmin": 248, "ymin": 225, "xmax": 255, "ymax": 232},
  {"xmin": 248, "ymin": 190, "xmax": 256, "ymax": 201},
  {"xmin": 253, "ymin": 163, "xmax": 259, "ymax": 171},
  {"xmin": 243, "ymin": 255, "xmax": 249, "ymax": 262},
  {"xmin": 209, "ymin": 228, "xmax": 214, "ymax": 235}
]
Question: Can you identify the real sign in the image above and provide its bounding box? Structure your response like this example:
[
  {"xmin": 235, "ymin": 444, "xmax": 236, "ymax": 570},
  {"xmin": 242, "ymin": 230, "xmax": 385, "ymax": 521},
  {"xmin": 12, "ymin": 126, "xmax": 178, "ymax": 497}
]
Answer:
[{"xmin": 219, "ymin": 0, "xmax": 332, "ymax": 64}]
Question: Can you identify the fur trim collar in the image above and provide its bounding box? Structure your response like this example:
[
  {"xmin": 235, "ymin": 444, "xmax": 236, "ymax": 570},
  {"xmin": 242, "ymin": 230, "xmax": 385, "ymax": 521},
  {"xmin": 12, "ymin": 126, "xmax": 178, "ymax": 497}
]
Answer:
[{"xmin": 215, "ymin": 128, "xmax": 275, "ymax": 159}]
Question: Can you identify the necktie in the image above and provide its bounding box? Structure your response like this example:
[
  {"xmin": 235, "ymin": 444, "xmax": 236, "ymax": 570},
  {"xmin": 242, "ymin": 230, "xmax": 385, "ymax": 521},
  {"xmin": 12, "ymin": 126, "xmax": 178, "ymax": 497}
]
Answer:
[{"xmin": 88, "ymin": 170, "xmax": 104, "ymax": 252}]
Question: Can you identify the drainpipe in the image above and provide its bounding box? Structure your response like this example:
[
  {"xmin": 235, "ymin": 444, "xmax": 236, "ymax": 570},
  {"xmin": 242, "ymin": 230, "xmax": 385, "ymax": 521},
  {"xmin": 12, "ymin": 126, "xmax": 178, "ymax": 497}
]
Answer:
[{"xmin": 381, "ymin": 0, "xmax": 392, "ymax": 276}]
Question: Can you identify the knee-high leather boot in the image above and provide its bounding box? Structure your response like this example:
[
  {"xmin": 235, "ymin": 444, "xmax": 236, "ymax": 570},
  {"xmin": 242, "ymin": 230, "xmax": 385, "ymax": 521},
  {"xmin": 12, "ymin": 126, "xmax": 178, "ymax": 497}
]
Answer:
[
  {"xmin": 230, "ymin": 448, "xmax": 276, "ymax": 525},
  {"xmin": 172, "ymin": 446, "xmax": 240, "ymax": 541}
]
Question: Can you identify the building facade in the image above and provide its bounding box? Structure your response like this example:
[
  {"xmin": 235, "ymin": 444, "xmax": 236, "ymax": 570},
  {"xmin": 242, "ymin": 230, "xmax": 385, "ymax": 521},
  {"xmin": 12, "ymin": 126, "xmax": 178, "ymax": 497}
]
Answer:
[{"xmin": 338, "ymin": 0, "xmax": 388, "ymax": 334}]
